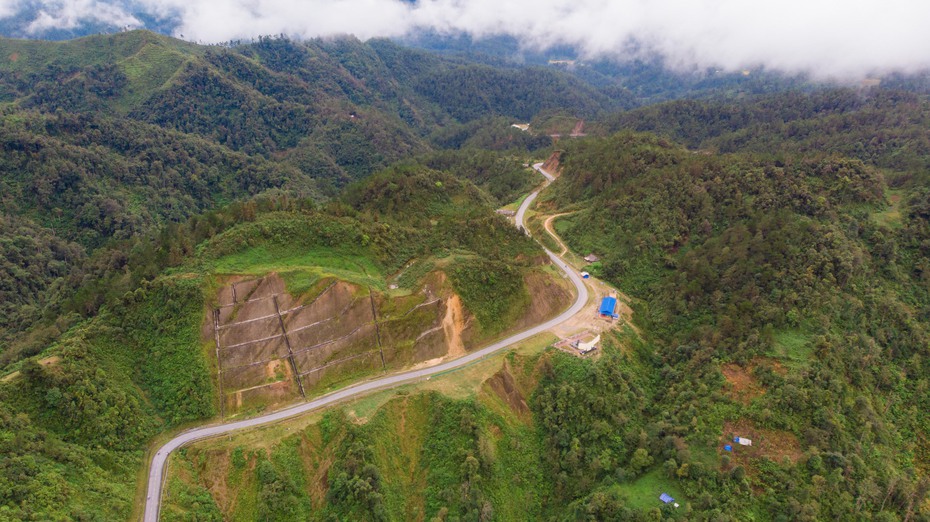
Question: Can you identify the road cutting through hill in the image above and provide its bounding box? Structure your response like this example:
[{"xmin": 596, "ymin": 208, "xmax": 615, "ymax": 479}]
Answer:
[{"xmin": 142, "ymin": 161, "xmax": 580, "ymax": 521}]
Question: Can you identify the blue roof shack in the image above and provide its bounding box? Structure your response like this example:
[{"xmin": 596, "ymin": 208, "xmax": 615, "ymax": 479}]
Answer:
[
  {"xmin": 660, "ymin": 493, "xmax": 675, "ymax": 504},
  {"xmin": 599, "ymin": 297, "xmax": 619, "ymax": 319}
]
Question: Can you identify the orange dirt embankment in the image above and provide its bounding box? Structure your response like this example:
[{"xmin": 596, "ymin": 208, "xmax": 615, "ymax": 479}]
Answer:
[
  {"xmin": 570, "ymin": 120, "xmax": 585, "ymax": 136},
  {"xmin": 441, "ymin": 294, "xmax": 466, "ymax": 359},
  {"xmin": 541, "ymin": 150, "xmax": 562, "ymax": 175}
]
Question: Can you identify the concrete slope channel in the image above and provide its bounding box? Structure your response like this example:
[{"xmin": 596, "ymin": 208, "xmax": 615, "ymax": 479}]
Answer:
[{"xmin": 143, "ymin": 163, "xmax": 579, "ymax": 521}]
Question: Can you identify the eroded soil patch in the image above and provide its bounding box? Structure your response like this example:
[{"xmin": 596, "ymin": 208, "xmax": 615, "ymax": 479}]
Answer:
[
  {"xmin": 484, "ymin": 363, "xmax": 531, "ymax": 420},
  {"xmin": 721, "ymin": 419, "xmax": 804, "ymax": 479},
  {"xmin": 721, "ymin": 364, "xmax": 765, "ymax": 404}
]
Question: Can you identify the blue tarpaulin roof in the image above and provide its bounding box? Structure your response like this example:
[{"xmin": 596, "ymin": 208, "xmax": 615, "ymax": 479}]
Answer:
[
  {"xmin": 599, "ymin": 297, "xmax": 617, "ymax": 316},
  {"xmin": 660, "ymin": 493, "xmax": 674, "ymax": 504}
]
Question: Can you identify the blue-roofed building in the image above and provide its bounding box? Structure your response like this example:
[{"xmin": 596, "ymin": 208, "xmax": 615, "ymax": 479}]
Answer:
[
  {"xmin": 599, "ymin": 297, "xmax": 618, "ymax": 318},
  {"xmin": 660, "ymin": 493, "xmax": 674, "ymax": 504}
]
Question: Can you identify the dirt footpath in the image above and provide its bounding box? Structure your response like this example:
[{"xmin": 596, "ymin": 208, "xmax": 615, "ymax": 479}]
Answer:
[
  {"xmin": 537, "ymin": 211, "xmax": 637, "ymax": 345},
  {"xmin": 543, "ymin": 212, "xmax": 574, "ymax": 256}
]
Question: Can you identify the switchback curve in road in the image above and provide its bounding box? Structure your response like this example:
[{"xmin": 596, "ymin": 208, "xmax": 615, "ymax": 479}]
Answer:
[{"xmin": 143, "ymin": 164, "xmax": 583, "ymax": 521}]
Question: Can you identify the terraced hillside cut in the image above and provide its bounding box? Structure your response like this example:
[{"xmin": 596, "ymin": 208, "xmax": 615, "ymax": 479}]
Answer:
[{"xmin": 211, "ymin": 273, "xmax": 479, "ymax": 416}]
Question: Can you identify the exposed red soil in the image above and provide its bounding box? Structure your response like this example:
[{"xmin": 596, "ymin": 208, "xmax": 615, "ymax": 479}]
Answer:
[
  {"xmin": 721, "ymin": 357, "xmax": 786, "ymax": 404},
  {"xmin": 721, "ymin": 419, "xmax": 804, "ymax": 475},
  {"xmin": 721, "ymin": 364, "xmax": 765, "ymax": 404},
  {"xmin": 484, "ymin": 364, "xmax": 531, "ymax": 420},
  {"xmin": 441, "ymin": 294, "xmax": 466, "ymax": 358},
  {"xmin": 541, "ymin": 150, "xmax": 562, "ymax": 175}
]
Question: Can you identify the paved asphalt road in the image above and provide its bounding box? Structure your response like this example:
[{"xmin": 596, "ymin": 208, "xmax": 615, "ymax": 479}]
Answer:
[{"xmin": 143, "ymin": 162, "xmax": 580, "ymax": 521}]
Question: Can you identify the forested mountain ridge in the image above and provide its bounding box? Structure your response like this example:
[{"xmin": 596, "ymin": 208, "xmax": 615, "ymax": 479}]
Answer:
[
  {"xmin": 0, "ymin": 161, "xmax": 556, "ymax": 521},
  {"xmin": 0, "ymin": 30, "xmax": 622, "ymax": 188},
  {"xmin": 531, "ymin": 131, "xmax": 930, "ymax": 519},
  {"xmin": 7, "ymin": 27, "xmax": 930, "ymax": 522},
  {"xmin": 608, "ymin": 88, "xmax": 930, "ymax": 179},
  {"xmin": 0, "ymin": 29, "xmax": 615, "ymax": 345}
]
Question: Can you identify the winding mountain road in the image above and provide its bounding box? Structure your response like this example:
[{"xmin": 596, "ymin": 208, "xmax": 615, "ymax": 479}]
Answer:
[{"xmin": 142, "ymin": 162, "xmax": 577, "ymax": 521}]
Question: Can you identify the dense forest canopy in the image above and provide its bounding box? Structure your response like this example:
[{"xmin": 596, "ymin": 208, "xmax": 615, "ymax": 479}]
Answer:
[
  {"xmin": 0, "ymin": 30, "xmax": 606, "ymax": 342},
  {"xmin": 531, "ymin": 131, "xmax": 930, "ymax": 519},
  {"xmin": 3, "ymin": 28, "xmax": 930, "ymax": 521}
]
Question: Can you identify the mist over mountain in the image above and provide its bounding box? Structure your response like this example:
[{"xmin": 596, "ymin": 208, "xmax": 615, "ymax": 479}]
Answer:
[
  {"xmin": 2, "ymin": 0, "xmax": 929, "ymax": 81},
  {"xmin": 5, "ymin": 8, "xmax": 930, "ymax": 520}
]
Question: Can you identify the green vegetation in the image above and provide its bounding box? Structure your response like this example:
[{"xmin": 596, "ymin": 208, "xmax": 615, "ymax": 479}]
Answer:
[
  {"xmin": 539, "ymin": 130, "xmax": 930, "ymax": 519},
  {"xmin": 164, "ymin": 374, "xmax": 551, "ymax": 521},
  {"xmin": 0, "ymin": 30, "xmax": 602, "ymax": 347},
  {"xmin": 414, "ymin": 149, "xmax": 538, "ymax": 205},
  {"xmin": 448, "ymin": 259, "xmax": 527, "ymax": 335},
  {"xmin": 0, "ymin": 156, "xmax": 548, "ymax": 520},
  {"xmin": 0, "ymin": 274, "xmax": 215, "ymax": 521},
  {"xmin": 9, "ymin": 27, "xmax": 930, "ymax": 522},
  {"xmin": 609, "ymin": 89, "xmax": 930, "ymax": 180}
]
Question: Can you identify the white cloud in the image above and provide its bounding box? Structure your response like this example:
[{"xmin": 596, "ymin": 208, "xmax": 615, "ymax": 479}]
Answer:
[
  {"xmin": 18, "ymin": 0, "xmax": 141, "ymax": 33},
  {"xmin": 0, "ymin": 0, "xmax": 22, "ymax": 19},
  {"xmin": 6, "ymin": 0, "xmax": 930, "ymax": 79}
]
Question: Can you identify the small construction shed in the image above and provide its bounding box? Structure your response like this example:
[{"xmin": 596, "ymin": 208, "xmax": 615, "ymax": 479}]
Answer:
[
  {"xmin": 599, "ymin": 297, "xmax": 618, "ymax": 319},
  {"xmin": 576, "ymin": 334, "xmax": 600, "ymax": 354},
  {"xmin": 659, "ymin": 493, "xmax": 674, "ymax": 504}
]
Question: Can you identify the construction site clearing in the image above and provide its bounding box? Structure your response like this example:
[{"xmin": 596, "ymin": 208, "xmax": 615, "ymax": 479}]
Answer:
[
  {"xmin": 552, "ymin": 331, "xmax": 600, "ymax": 355},
  {"xmin": 549, "ymin": 278, "xmax": 630, "ymax": 357}
]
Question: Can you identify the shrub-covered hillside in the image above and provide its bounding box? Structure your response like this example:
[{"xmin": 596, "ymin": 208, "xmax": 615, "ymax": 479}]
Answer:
[
  {"xmin": 0, "ymin": 29, "xmax": 609, "ymax": 345},
  {"xmin": 0, "ymin": 162, "xmax": 561, "ymax": 520},
  {"xmin": 609, "ymin": 88, "xmax": 930, "ymax": 179},
  {"xmin": 534, "ymin": 131, "xmax": 930, "ymax": 519},
  {"xmin": 166, "ymin": 129, "xmax": 930, "ymax": 521}
]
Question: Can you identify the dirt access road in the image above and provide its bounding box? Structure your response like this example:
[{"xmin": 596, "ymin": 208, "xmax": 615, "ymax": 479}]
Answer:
[
  {"xmin": 544, "ymin": 212, "xmax": 574, "ymax": 256},
  {"xmin": 142, "ymin": 162, "xmax": 585, "ymax": 521}
]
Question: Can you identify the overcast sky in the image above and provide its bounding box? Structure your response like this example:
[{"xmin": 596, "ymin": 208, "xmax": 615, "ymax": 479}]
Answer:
[{"xmin": 2, "ymin": 0, "xmax": 929, "ymax": 79}]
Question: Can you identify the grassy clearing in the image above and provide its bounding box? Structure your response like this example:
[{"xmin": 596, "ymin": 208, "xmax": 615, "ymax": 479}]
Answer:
[
  {"xmin": 211, "ymin": 246, "xmax": 384, "ymax": 289},
  {"xmin": 115, "ymin": 43, "xmax": 191, "ymax": 112},
  {"xmin": 553, "ymin": 214, "xmax": 575, "ymax": 237},
  {"xmin": 872, "ymin": 188, "xmax": 905, "ymax": 229},
  {"xmin": 770, "ymin": 329, "xmax": 813, "ymax": 370},
  {"xmin": 394, "ymin": 259, "xmax": 435, "ymax": 290},
  {"xmin": 278, "ymin": 269, "xmax": 322, "ymax": 297},
  {"xmin": 618, "ymin": 468, "xmax": 689, "ymax": 512}
]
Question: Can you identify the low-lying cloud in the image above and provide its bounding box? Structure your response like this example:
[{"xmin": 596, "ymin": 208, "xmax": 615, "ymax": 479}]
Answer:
[
  {"xmin": 23, "ymin": 0, "xmax": 141, "ymax": 33},
  {"xmin": 3, "ymin": 0, "xmax": 930, "ymax": 79}
]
